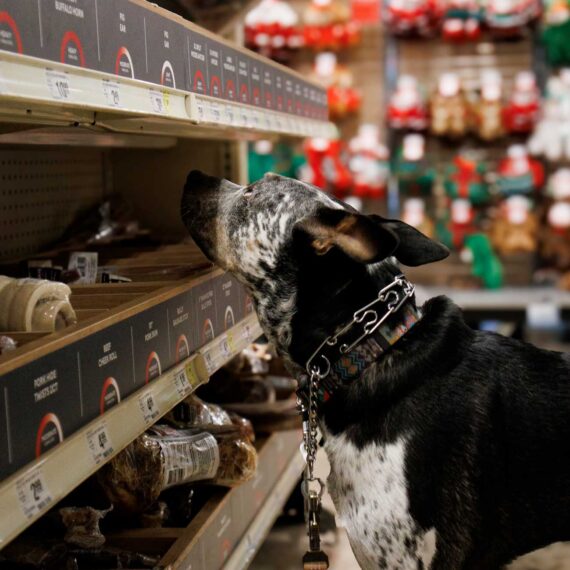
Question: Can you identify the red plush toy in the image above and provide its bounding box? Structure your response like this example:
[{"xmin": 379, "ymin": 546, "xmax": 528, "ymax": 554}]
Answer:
[
  {"xmin": 301, "ymin": 137, "xmax": 353, "ymax": 198},
  {"xmin": 502, "ymin": 71, "xmax": 540, "ymax": 135},
  {"xmin": 388, "ymin": 75, "xmax": 428, "ymax": 131},
  {"xmin": 496, "ymin": 144, "xmax": 545, "ymax": 197},
  {"xmin": 441, "ymin": 0, "xmax": 483, "ymax": 41},
  {"xmin": 384, "ymin": 0, "xmax": 442, "ymax": 37},
  {"xmin": 303, "ymin": 0, "xmax": 360, "ymax": 50},
  {"xmin": 312, "ymin": 53, "xmax": 361, "ymax": 119},
  {"xmin": 449, "ymin": 199, "xmax": 477, "ymax": 250},
  {"xmin": 348, "ymin": 124, "xmax": 390, "ymax": 199},
  {"xmin": 245, "ymin": 0, "xmax": 303, "ymax": 62}
]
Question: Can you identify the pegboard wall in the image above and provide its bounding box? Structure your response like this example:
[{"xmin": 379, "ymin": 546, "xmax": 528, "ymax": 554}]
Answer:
[{"xmin": 0, "ymin": 149, "xmax": 106, "ymax": 261}]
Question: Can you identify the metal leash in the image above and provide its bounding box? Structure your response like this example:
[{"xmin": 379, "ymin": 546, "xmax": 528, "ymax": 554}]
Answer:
[{"xmin": 300, "ymin": 369, "xmax": 329, "ymax": 570}]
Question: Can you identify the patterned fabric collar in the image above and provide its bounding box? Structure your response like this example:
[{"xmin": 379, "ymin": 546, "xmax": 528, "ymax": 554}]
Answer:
[
  {"xmin": 297, "ymin": 276, "xmax": 422, "ymax": 406},
  {"xmin": 315, "ymin": 302, "xmax": 422, "ymax": 403}
]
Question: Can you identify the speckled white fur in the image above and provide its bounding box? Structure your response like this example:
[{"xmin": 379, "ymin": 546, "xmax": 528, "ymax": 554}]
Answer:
[{"xmin": 324, "ymin": 431, "xmax": 436, "ymax": 570}]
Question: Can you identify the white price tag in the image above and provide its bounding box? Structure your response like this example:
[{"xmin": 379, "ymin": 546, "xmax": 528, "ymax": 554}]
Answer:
[
  {"xmin": 225, "ymin": 104, "xmax": 234, "ymax": 125},
  {"xmin": 86, "ymin": 422, "xmax": 114, "ymax": 465},
  {"xmin": 102, "ymin": 79, "xmax": 121, "ymax": 108},
  {"xmin": 174, "ymin": 368, "xmax": 191, "ymax": 398},
  {"xmin": 16, "ymin": 467, "xmax": 52, "ymax": 520},
  {"xmin": 45, "ymin": 68, "xmax": 71, "ymax": 101},
  {"xmin": 149, "ymin": 88, "xmax": 168, "ymax": 114},
  {"xmin": 138, "ymin": 391, "xmax": 160, "ymax": 426},
  {"xmin": 526, "ymin": 302, "xmax": 560, "ymax": 328},
  {"xmin": 241, "ymin": 108, "xmax": 249, "ymax": 127},
  {"xmin": 209, "ymin": 102, "xmax": 221, "ymax": 123},
  {"xmin": 220, "ymin": 334, "xmax": 232, "ymax": 359},
  {"xmin": 203, "ymin": 350, "xmax": 216, "ymax": 375}
]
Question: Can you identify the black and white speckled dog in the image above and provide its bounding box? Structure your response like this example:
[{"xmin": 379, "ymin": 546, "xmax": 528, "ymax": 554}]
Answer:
[{"xmin": 181, "ymin": 171, "xmax": 570, "ymax": 570}]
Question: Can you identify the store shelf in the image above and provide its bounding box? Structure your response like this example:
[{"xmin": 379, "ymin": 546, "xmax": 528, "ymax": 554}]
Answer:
[
  {"xmin": 0, "ymin": 312, "xmax": 262, "ymax": 549},
  {"xmin": 108, "ymin": 429, "xmax": 304, "ymax": 570},
  {"xmin": 0, "ymin": 0, "xmax": 335, "ymax": 140},
  {"xmin": 416, "ymin": 286, "xmax": 570, "ymax": 320},
  {"xmin": 223, "ymin": 447, "xmax": 305, "ymax": 570}
]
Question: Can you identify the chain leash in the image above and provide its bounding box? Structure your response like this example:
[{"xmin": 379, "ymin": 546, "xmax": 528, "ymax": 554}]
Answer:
[{"xmin": 300, "ymin": 369, "xmax": 329, "ymax": 570}]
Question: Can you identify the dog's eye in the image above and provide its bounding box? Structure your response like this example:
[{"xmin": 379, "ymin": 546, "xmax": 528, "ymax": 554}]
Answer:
[{"xmin": 243, "ymin": 187, "xmax": 254, "ymax": 198}]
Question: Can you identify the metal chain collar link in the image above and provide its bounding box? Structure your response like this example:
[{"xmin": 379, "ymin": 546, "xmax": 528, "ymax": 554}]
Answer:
[{"xmin": 298, "ymin": 274, "xmax": 416, "ymax": 568}]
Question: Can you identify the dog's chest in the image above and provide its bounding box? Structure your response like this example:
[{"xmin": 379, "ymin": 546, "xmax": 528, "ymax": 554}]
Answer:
[{"xmin": 324, "ymin": 432, "xmax": 435, "ymax": 570}]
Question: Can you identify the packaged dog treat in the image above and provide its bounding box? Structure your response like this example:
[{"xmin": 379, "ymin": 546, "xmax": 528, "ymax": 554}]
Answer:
[
  {"xmin": 228, "ymin": 411, "xmax": 256, "ymax": 442},
  {"xmin": 98, "ymin": 425, "xmax": 257, "ymax": 513},
  {"xmin": 165, "ymin": 394, "xmax": 232, "ymax": 428}
]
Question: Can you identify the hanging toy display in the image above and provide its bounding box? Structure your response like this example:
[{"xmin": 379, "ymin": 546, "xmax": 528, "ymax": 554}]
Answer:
[
  {"xmin": 430, "ymin": 73, "xmax": 469, "ymax": 138},
  {"xmin": 441, "ymin": 0, "xmax": 483, "ymax": 41},
  {"xmin": 244, "ymin": 0, "xmax": 303, "ymax": 63},
  {"xmin": 443, "ymin": 152, "xmax": 490, "ymax": 205},
  {"xmin": 383, "ymin": 0, "xmax": 441, "ymax": 37},
  {"xmin": 387, "ymin": 75, "xmax": 429, "ymax": 131},
  {"xmin": 300, "ymin": 137, "xmax": 353, "ymax": 198},
  {"xmin": 303, "ymin": 0, "xmax": 360, "ymax": 51},
  {"xmin": 547, "ymin": 168, "xmax": 570, "ymax": 203},
  {"xmin": 542, "ymin": 0, "xmax": 570, "ymax": 66},
  {"xmin": 485, "ymin": 0, "xmax": 538, "ymax": 38},
  {"xmin": 348, "ymin": 124, "xmax": 390, "ymax": 199},
  {"xmin": 248, "ymin": 140, "xmax": 277, "ymax": 182},
  {"xmin": 311, "ymin": 53, "xmax": 361, "ymax": 119},
  {"xmin": 496, "ymin": 144, "xmax": 545, "ymax": 196},
  {"xmin": 473, "ymin": 70, "xmax": 505, "ymax": 141},
  {"xmin": 401, "ymin": 198, "xmax": 436, "ymax": 237},
  {"xmin": 489, "ymin": 195, "xmax": 538, "ymax": 255},
  {"xmin": 393, "ymin": 134, "xmax": 436, "ymax": 197},
  {"xmin": 437, "ymin": 199, "xmax": 477, "ymax": 250},
  {"xmin": 541, "ymin": 201, "xmax": 570, "ymax": 271},
  {"xmin": 529, "ymin": 69, "xmax": 570, "ymax": 162},
  {"xmin": 502, "ymin": 71, "xmax": 540, "ymax": 135}
]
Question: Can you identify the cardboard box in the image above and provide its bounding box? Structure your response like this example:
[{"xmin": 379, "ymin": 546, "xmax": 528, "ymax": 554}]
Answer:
[
  {"xmin": 194, "ymin": 279, "xmax": 218, "ymax": 345},
  {"xmin": 41, "ymin": 0, "xmax": 99, "ymax": 69},
  {"xmin": 221, "ymin": 47, "xmax": 238, "ymax": 102},
  {"xmin": 96, "ymin": 1, "xmax": 146, "ymax": 80},
  {"xmin": 166, "ymin": 290, "xmax": 199, "ymax": 364},
  {"xmin": 0, "ymin": 0, "xmax": 42, "ymax": 57},
  {"xmin": 1, "ymin": 346, "xmax": 84, "ymax": 473},
  {"xmin": 202, "ymin": 498, "xmax": 238, "ymax": 569},
  {"xmin": 214, "ymin": 274, "xmax": 241, "ymax": 333},
  {"xmin": 78, "ymin": 320, "xmax": 135, "ymax": 421},
  {"xmin": 187, "ymin": 29, "xmax": 208, "ymax": 95},
  {"xmin": 131, "ymin": 302, "xmax": 172, "ymax": 385},
  {"xmin": 145, "ymin": 10, "xmax": 187, "ymax": 89}
]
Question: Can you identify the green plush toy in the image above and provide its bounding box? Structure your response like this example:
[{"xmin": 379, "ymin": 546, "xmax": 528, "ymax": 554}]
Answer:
[
  {"xmin": 444, "ymin": 155, "xmax": 490, "ymax": 205},
  {"xmin": 543, "ymin": 18, "xmax": 570, "ymax": 66},
  {"xmin": 464, "ymin": 233, "xmax": 504, "ymax": 289}
]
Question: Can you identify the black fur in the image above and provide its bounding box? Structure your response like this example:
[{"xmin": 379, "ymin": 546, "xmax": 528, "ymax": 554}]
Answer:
[{"xmin": 182, "ymin": 171, "xmax": 570, "ymax": 569}]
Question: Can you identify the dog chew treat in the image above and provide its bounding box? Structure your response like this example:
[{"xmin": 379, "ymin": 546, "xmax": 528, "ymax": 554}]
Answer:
[
  {"xmin": 98, "ymin": 425, "xmax": 257, "ymax": 513},
  {"xmin": 0, "ymin": 277, "xmax": 77, "ymax": 332}
]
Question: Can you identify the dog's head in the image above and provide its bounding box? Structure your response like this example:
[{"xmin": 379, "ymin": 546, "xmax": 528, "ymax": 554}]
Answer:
[{"xmin": 182, "ymin": 171, "xmax": 448, "ymax": 368}]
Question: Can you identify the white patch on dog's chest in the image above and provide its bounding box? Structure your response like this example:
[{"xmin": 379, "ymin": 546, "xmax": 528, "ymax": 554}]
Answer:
[{"xmin": 324, "ymin": 433, "xmax": 436, "ymax": 570}]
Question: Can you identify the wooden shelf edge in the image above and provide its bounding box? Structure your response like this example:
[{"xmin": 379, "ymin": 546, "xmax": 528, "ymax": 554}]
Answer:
[{"xmin": 0, "ymin": 313, "xmax": 262, "ymax": 550}]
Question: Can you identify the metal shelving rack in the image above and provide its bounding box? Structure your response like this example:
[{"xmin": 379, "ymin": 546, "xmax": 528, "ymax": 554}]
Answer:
[{"xmin": 0, "ymin": 0, "xmax": 310, "ymax": 564}]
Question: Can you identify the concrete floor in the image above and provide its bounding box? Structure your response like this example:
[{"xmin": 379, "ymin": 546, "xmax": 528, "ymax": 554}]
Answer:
[{"xmin": 251, "ymin": 448, "xmax": 570, "ymax": 570}]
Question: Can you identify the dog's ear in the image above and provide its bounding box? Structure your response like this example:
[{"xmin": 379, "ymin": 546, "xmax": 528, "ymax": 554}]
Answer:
[
  {"xmin": 296, "ymin": 208, "xmax": 400, "ymax": 263},
  {"xmin": 370, "ymin": 215, "xmax": 450, "ymax": 267}
]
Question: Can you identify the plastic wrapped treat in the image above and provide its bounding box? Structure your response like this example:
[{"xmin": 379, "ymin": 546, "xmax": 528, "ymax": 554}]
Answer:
[
  {"xmin": 165, "ymin": 394, "xmax": 233, "ymax": 429},
  {"xmin": 0, "ymin": 277, "xmax": 77, "ymax": 332},
  {"xmin": 98, "ymin": 425, "xmax": 257, "ymax": 513},
  {"xmin": 59, "ymin": 505, "xmax": 112, "ymax": 549}
]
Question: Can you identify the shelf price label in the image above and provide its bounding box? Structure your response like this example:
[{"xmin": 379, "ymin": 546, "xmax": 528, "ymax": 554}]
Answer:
[
  {"xmin": 86, "ymin": 422, "xmax": 114, "ymax": 466},
  {"xmin": 149, "ymin": 89, "xmax": 169, "ymax": 114},
  {"xmin": 102, "ymin": 79, "xmax": 121, "ymax": 108},
  {"xmin": 185, "ymin": 361, "xmax": 200, "ymax": 388},
  {"xmin": 225, "ymin": 104, "xmax": 234, "ymax": 125},
  {"xmin": 45, "ymin": 69, "xmax": 71, "ymax": 101},
  {"xmin": 16, "ymin": 467, "xmax": 52, "ymax": 520},
  {"xmin": 138, "ymin": 391, "xmax": 160, "ymax": 426},
  {"xmin": 209, "ymin": 101, "xmax": 221, "ymax": 123},
  {"xmin": 173, "ymin": 368, "xmax": 191, "ymax": 398}
]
